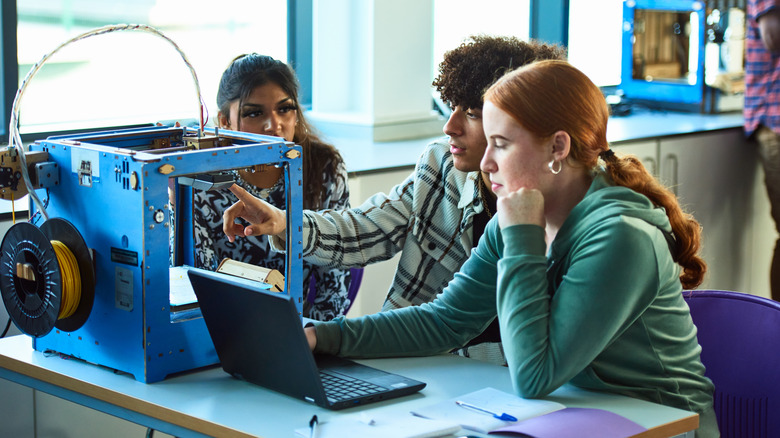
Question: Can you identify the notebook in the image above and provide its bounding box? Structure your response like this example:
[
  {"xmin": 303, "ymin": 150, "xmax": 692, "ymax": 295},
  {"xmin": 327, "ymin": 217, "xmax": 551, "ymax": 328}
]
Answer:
[{"xmin": 187, "ymin": 268, "xmax": 427, "ymax": 410}]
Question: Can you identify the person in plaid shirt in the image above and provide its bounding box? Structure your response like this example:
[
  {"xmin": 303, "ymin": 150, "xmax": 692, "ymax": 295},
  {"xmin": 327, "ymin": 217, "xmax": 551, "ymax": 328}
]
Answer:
[
  {"xmin": 224, "ymin": 36, "xmax": 565, "ymax": 364},
  {"xmin": 746, "ymin": 0, "xmax": 780, "ymax": 301}
]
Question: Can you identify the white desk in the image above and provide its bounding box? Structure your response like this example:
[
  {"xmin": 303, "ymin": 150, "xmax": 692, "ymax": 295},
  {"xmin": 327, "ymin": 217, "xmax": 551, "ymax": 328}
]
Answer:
[{"xmin": 0, "ymin": 335, "xmax": 697, "ymax": 438}]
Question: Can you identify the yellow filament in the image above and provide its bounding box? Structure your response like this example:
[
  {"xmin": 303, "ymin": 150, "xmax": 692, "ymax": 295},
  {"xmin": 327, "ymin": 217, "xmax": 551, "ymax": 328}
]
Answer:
[{"xmin": 51, "ymin": 240, "xmax": 81, "ymax": 319}]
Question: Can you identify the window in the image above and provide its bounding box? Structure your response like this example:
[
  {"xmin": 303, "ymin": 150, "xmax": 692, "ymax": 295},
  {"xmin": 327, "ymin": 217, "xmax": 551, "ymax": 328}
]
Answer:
[
  {"xmin": 432, "ymin": 0, "xmax": 531, "ymax": 80},
  {"xmin": 432, "ymin": 0, "xmax": 622, "ymax": 87},
  {"xmin": 16, "ymin": 0, "xmax": 287, "ymax": 135},
  {"xmin": 568, "ymin": 0, "xmax": 624, "ymax": 87}
]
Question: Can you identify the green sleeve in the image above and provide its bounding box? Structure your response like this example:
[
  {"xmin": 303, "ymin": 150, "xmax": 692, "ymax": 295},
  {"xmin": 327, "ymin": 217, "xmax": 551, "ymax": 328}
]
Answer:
[
  {"xmin": 313, "ymin": 227, "xmax": 503, "ymax": 357},
  {"xmin": 498, "ymin": 217, "xmax": 661, "ymax": 398}
]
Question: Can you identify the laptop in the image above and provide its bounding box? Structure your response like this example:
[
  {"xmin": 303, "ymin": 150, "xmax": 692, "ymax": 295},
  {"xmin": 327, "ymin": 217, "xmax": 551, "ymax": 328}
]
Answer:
[{"xmin": 187, "ymin": 268, "xmax": 426, "ymax": 410}]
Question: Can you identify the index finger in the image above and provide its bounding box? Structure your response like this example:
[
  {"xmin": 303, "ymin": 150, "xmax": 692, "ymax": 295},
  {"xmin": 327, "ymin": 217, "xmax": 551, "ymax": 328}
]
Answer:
[
  {"xmin": 222, "ymin": 198, "xmax": 245, "ymax": 242},
  {"xmin": 229, "ymin": 183, "xmax": 253, "ymax": 202}
]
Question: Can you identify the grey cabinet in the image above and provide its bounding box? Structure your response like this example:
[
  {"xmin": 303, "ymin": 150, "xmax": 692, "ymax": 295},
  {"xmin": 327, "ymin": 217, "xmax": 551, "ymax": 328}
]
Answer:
[
  {"xmin": 659, "ymin": 130, "xmax": 759, "ymax": 293},
  {"xmin": 616, "ymin": 129, "xmax": 768, "ymax": 295}
]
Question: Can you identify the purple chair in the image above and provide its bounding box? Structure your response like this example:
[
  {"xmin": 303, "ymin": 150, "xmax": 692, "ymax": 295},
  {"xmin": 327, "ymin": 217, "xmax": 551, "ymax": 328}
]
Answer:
[{"xmin": 682, "ymin": 290, "xmax": 780, "ymax": 438}]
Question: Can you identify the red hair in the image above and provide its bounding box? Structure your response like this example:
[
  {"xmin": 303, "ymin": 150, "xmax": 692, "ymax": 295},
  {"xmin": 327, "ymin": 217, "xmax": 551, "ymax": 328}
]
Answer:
[{"xmin": 485, "ymin": 60, "xmax": 705, "ymax": 289}]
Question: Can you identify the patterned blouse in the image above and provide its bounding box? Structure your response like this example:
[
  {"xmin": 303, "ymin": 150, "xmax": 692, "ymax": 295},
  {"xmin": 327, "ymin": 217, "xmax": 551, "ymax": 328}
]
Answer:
[{"xmin": 191, "ymin": 151, "xmax": 353, "ymax": 321}]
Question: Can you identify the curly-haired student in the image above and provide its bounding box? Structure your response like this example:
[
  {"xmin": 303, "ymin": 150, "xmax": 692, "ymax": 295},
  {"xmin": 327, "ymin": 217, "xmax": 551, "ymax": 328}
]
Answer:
[{"xmin": 223, "ymin": 37, "xmax": 566, "ymax": 365}]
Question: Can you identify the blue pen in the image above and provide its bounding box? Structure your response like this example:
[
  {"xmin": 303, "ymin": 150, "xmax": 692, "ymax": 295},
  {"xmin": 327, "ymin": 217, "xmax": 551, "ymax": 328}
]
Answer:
[{"xmin": 455, "ymin": 400, "xmax": 518, "ymax": 422}]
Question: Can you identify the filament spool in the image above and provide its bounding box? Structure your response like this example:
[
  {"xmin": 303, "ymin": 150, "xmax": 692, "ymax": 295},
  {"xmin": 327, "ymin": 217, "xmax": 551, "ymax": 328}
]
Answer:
[
  {"xmin": 41, "ymin": 218, "xmax": 95, "ymax": 332},
  {"xmin": 0, "ymin": 218, "xmax": 95, "ymax": 337}
]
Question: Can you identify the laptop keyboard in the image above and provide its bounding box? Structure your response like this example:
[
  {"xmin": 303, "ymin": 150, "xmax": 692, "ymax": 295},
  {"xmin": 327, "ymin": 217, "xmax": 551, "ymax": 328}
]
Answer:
[{"xmin": 320, "ymin": 370, "xmax": 387, "ymax": 402}]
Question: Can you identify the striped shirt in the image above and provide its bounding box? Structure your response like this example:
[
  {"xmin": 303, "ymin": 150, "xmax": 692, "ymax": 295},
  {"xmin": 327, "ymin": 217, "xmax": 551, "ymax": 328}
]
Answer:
[{"xmin": 745, "ymin": 0, "xmax": 780, "ymax": 136}]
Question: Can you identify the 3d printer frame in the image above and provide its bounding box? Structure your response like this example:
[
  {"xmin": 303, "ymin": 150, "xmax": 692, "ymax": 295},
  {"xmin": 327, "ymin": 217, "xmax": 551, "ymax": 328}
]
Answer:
[
  {"xmin": 621, "ymin": 0, "xmax": 707, "ymax": 107},
  {"xmin": 21, "ymin": 125, "xmax": 303, "ymax": 383}
]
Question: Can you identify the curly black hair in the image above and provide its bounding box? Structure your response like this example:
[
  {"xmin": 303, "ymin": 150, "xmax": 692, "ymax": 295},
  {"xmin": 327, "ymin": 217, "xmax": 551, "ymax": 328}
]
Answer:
[{"xmin": 433, "ymin": 35, "xmax": 567, "ymax": 110}]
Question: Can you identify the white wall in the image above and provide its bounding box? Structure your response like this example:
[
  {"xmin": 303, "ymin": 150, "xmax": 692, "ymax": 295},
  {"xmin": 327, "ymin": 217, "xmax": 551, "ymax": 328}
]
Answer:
[
  {"xmin": 308, "ymin": 0, "xmax": 443, "ymax": 141},
  {"xmin": 344, "ymin": 168, "xmax": 413, "ymax": 318}
]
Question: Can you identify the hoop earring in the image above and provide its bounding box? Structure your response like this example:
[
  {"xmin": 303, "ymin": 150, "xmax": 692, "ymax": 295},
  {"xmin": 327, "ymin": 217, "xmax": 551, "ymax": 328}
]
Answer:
[{"xmin": 548, "ymin": 160, "xmax": 562, "ymax": 175}]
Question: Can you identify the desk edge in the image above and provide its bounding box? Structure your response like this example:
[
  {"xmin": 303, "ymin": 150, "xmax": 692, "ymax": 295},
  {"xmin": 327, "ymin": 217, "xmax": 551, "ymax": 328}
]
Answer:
[{"xmin": 0, "ymin": 349, "xmax": 254, "ymax": 438}]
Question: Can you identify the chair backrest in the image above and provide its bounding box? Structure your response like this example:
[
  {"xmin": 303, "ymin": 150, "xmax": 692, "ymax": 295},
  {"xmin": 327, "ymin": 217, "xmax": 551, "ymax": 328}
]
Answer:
[
  {"xmin": 346, "ymin": 267, "xmax": 364, "ymax": 310},
  {"xmin": 307, "ymin": 267, "xmax": 363, "ymax": 316},
  {"xmin": 682, "ymin": 289, "xmax": 780, "ymax": 438}
]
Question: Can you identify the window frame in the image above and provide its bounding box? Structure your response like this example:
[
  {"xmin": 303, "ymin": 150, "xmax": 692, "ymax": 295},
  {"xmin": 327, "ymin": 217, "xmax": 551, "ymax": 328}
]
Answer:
[
  {"xmin": 285, "ymin": 0, "xmax": 570, "ymax": 109},
  {"xmin": 1, "ymin": 1, "xmax": 17, "ymax": 141},
  {"xmin": 287, "ymin": 0, "xmax": 313, "ymax": 108},
  {"xmin": 7, "ymin": 2, "xmax": 299, "ymax": 143},
  {"xmin": 530, "ymin": 0, "xmax": 569, "ymax": 46},
  {"xmin": 3, "ymin": 1, "xmax": 570, "ymax": 141}
]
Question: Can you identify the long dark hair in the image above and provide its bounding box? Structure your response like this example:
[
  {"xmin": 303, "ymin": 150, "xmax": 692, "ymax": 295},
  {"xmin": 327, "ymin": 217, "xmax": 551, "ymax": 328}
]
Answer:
[{"xmin": 217, "ymin": 53, "xmax": 345, "ymax": 209}]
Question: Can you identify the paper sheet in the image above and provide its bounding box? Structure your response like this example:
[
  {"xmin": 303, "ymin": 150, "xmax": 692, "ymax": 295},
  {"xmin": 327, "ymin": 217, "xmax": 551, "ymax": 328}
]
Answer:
[{"xmin": 411, "ymin": 387, "xmax": 565, "ymax": 434}]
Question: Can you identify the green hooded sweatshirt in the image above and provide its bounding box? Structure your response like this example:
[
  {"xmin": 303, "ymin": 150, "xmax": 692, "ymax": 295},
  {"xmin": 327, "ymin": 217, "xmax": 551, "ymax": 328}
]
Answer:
[{"xmin": 314, "ymin": 172, "xmax": 718, "ymax": 437}]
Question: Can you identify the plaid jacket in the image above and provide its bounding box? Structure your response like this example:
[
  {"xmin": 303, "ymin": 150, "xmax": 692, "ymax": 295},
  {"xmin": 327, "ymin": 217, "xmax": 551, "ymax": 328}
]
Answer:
[
  {"xmin": 276, "ymin": 139, "xmax": 507, "ymax": 364},
  {"xmin": 297, "ymin": 138, "xmax": 482, "ymax": 306}
]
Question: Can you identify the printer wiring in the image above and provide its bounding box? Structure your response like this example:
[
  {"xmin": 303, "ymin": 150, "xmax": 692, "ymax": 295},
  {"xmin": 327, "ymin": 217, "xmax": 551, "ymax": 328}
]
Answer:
[{"xmin": 7, "ymin": 23, "xmax": 207, "ymax": 221}]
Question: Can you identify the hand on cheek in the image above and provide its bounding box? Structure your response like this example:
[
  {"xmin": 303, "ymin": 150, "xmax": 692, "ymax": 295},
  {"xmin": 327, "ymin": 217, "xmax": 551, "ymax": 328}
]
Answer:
[{"xmin": 497, "ymin": 188, "xmax": 545, "ymax": 229}]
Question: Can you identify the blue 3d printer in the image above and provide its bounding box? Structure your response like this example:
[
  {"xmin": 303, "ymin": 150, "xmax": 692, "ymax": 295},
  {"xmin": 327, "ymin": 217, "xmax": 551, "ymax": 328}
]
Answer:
[
  {"xmin": 620, "ymin": 0, "xmax": 745, "ymax": 113},
  {"xmin": 0, "ymin": 125, "xmax": 303, "ymax": 382}
]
